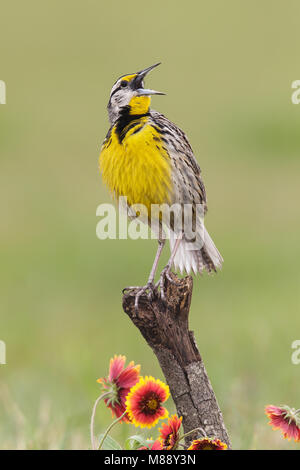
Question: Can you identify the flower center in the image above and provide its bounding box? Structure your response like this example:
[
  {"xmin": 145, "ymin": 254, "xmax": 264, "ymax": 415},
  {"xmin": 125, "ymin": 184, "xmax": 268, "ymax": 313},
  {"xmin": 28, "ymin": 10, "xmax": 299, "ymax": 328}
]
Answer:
[
  {"xmin": 140, "ymin": 392, "xmax": 160, "ymax": 415},
  {"xmin": 147, "ymin": 398, "xmax": 159, "ymax": 410}
]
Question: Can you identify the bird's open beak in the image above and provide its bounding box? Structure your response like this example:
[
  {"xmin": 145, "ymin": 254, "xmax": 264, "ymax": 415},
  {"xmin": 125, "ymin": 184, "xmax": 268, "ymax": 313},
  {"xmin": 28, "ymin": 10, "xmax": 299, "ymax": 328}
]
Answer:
[
  {"xmin": 133, "ymin": 63, "xmax": 165, "ymax": 96},
  {"xmin": 137, "ymin": 88, "xmax": 165, "ymax": 96}
]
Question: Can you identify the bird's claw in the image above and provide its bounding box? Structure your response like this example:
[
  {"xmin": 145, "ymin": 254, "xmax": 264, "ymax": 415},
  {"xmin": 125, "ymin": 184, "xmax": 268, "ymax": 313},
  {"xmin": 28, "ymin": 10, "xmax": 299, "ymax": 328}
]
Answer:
[
  {"xmin": 157, "ymin": 266, "xmax": 181, "ymax": 301},
  {"xmin": 157, "ymin": 266, "xmax": 171, "ymax": 301}
]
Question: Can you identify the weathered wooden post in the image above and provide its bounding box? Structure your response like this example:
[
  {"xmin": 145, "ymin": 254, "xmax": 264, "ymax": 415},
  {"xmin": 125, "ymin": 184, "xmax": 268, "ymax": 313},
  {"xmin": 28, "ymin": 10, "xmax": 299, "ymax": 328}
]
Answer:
[{"xmin": 122, "ymin": 272, "xmax": 231, "ymax": 448}]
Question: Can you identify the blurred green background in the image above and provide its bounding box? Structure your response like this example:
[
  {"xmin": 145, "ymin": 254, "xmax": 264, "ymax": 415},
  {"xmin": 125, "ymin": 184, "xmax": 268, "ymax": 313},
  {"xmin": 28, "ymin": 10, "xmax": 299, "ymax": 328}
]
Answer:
[{"xmin": 0, "ymin": 0, "xmax": 299, "ymax": 450}]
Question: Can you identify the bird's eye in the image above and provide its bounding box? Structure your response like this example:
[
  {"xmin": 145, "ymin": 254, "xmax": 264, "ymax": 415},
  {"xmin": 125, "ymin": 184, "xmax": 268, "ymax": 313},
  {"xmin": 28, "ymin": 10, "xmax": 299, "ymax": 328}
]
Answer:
[{"xmin": 120, "ymin": 80, "xmax": 128, "ymax": 88}]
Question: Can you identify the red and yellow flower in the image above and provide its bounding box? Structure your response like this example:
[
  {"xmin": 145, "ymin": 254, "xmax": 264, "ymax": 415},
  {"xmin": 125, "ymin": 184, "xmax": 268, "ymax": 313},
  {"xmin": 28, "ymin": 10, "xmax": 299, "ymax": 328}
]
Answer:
[
  {"xmin": 97, "ymin": 355, "xmax": 140, "ymax": 422},
  {"xmin": 158, "ymin": 414, "xmax": 182, "ymax": 450},
  {"xmin": 188, "ymin": 437, "xmax": 227, "ymax": 450},
  {"xmin": 125, "ymin": 376, "xmax": 170, "ymax": 428},
  {"xmin": 265, "ymin": 404, "xmax": 300, "ymax": 442}
]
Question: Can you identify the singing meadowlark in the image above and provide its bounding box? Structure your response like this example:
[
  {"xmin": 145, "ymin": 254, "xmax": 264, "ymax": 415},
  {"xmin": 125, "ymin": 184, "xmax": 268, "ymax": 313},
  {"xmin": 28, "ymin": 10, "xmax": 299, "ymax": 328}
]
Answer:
[{"xmin": 99, "ymin": 63, "xmax": 223, "ymax": 308}]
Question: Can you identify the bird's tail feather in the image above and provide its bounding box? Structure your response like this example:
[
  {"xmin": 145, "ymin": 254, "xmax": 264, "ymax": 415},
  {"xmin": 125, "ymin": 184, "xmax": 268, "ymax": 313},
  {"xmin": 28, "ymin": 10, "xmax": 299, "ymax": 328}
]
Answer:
[{"xmin": 170, "ymin": 227, "xmax": 223, "ymax": 275}]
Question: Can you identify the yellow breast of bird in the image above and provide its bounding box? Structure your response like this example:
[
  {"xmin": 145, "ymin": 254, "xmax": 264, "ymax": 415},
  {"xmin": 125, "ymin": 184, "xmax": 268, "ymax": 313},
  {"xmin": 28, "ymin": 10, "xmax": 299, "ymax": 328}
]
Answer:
[{"xmin": 99, "ymin": 118, "xmax": 173, "ymax": 214}]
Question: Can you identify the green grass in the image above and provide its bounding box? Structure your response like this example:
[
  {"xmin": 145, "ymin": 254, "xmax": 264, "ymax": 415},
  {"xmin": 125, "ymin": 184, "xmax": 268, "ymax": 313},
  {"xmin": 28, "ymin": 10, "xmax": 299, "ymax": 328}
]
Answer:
[{"xmin": 0, "ymin": 0, "xmax": 300, "ymax": 449}]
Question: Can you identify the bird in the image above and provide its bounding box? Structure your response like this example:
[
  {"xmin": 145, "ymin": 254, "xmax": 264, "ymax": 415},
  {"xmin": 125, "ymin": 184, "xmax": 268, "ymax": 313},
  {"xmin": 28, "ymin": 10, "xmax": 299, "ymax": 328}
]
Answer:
[{"xmin": 99, "ymin": 63, "xmax": 223, "ymax": 308}]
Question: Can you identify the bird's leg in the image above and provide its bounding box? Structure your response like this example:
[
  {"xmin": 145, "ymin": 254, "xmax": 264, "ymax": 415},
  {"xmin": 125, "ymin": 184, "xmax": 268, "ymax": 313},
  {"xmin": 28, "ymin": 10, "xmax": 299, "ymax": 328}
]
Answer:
[
  {"xmin": 122, "ymin": 237, "xmax": 166, "ymax": 313},
  {"xmin": 158, "ymin": 234, "xmax": 182, "ymax": 301},
  {"xmin": 147, "ymin": 238, "xmax": 166, "ymax": 286}
]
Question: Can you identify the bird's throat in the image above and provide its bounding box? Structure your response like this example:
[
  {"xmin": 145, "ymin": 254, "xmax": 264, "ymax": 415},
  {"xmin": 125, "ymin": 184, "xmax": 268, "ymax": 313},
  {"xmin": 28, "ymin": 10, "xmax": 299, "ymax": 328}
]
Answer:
[{"xmin": 129, "ymin": 96, "xmax": 151, "ymax": 115}]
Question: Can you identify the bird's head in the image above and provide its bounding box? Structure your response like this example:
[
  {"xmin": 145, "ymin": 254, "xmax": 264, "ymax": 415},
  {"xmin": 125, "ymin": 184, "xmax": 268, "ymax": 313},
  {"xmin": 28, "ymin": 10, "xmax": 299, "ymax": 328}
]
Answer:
[{"xmin": 107, "ymin": 63, "xmax": 164, "ymax": 123}]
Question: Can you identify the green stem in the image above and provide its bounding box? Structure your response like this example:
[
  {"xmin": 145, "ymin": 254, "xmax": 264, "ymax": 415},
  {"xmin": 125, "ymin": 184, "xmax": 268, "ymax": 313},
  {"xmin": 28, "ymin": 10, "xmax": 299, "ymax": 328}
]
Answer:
[
  {"xmin": 174, "ymin": 427, "xmax": 204, "ymax": 448},
  {"xmin": 98, "ymin": 411, "xmax": 127, "ymax": 450},
  {"xmin": 90, "ymin": 392, "xmax": 111, "ymax": 450}
]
